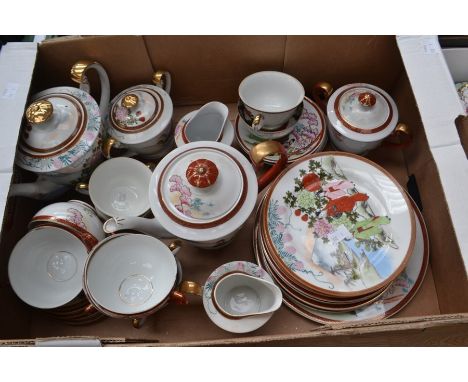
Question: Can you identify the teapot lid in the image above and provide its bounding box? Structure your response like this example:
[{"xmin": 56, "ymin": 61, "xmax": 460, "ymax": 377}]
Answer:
[
  {"xmin": 106, "ymin": 84, "xmax": 173, "ymax": 144},
  {"xmin": 327, "ymin": 83, "xmax": 398, "ymax": 142},
  {"xmin": 15, "ymin": 87, "xmax": 101, "ymax": 174},
  {"xmin": 149, "ymin": 141, "xmax": 258, "ymax": 243}
]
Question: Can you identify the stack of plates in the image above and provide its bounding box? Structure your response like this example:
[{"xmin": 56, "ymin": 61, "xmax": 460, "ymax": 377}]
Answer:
[{"xmin": 253, "ymin": 152, "xmax": 429, "ymax": 323}]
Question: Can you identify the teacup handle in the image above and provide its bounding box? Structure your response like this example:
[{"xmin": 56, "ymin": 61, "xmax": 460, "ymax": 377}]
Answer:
[
  {"xmin": 152, "ymin": 70, "xmax": 172, "ymax": 94},
  {"xmin": 312, "ymin": 81, "xmax": 334, "ymax": 111},
  {"xmin": 70, "ymin": 60, "xmax": 110, "ymax": 116},
  {"xmin": 250, "ymin": 141, "xmax": 288, "ymax": 192},
  {"xmin": 251, "ymin": 114, "xmax": 264, "ymax": 131},
  {"xmin": 102, "ymin": 137, "xmax": 138, "ymax": 159},
  {"xmin": 383, "ymin": 123, "xmax": 412, "ymax": 148},
  {"xmin": 75, "ymin": 182, "xmax": 90, "ymax": 195},
  {"xmin": 170, "ymin": 281, "xmax": 204, "ymax": 305}
]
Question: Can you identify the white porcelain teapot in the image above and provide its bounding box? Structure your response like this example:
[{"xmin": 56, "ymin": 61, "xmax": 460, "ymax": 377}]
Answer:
[
  {"xmin": 9, "ymin": 60, "xmax": 110, "ymax": 199},
  {"xmin": 102, "ymin": 71, "xmax": 174, "ymax": 159},
  {"xmin": 103, "ymin": 140, "xmax": 287, "ymax": 249}
]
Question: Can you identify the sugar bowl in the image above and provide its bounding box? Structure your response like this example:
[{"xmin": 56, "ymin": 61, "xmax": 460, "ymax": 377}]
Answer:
[
  {"xmin": 103, "ymin": 71, "xmax": 174, "ymax": 159},
  {"xmin": 313, "ymin": 82, "xmax": 411, "ymax": 154}
]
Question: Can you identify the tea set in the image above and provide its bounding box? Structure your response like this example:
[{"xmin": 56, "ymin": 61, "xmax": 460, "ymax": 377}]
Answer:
[{"xmin": 7, "ymin": 60, "xmax": 426, "ymax": 333}]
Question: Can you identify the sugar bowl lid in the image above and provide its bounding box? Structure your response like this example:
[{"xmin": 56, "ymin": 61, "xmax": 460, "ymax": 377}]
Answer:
[
  {"xmin": 106, "ymin": 72, "xmax": 173, "ymax": 144},
  {"xmin": 149, "ymin": 141, "xmax": 258, "ymax": 242},
  {"xmin": 15, "ymin": 87, "xmax": 101, "ymax": 173},
  {"xmin": 327, "ymin": 83, "xmax": 399, "ymax": 142}
]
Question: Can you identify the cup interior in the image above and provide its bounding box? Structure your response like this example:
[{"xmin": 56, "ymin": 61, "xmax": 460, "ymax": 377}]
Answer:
[
  {"xmin": 239, "ymin": 71, "xmax": 304, "ymax": 113},
  {"xmin": 89, "ymin": 157, "xmax": 152, "ymax": 218},
  {"xmin": 85, "ymin": 234, "xmax": 177, "ymax": 315},
  {"xmin": 213, "ymin": 273, "xmax": 279, "ymax": 317},
  {"xmin": 8, "ymin": 226, "xmax": 88, "ymax": 309}
]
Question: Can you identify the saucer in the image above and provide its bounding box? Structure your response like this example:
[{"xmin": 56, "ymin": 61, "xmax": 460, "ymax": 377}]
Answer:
[
  {"xmin": 175, "ymin": 110, "xmax": 235, "ymax": 147},
  {"xmin": 203, "ymin": 261, "xmax": 275, "ymax": 333},
  {"xmin": 235, "ymin": 97, "xmax": 327, "ymax": 164}
]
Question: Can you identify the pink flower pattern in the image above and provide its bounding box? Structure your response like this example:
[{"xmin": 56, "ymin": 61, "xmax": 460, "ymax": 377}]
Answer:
[
  {"xmin": 313, "ymin": 219, "xmax": 333, "ymax": 238},
  {"xmin": 114, "ymin": 106, "xmax": 128, "ymax": 122},
  {"xmin": 169, "ymin": 175, "xmax": 193, "ymax": 217},
  {"xmin": 67, "ymin": 208, "xmax": 86, "ymax": 229}
]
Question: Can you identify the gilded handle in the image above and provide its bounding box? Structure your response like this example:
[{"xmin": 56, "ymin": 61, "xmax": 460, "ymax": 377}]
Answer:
[
  {"xmin": 102, "ymin": 137, "xmax": 117, "ymax": 159},
  {"xmin": 75, "ymin": 182, "xmax": 89, "ymax": 195},
  {"xmin": 250, "ymin": 140, "xmax": 288, "ymax": 192},
  {"xmin": 70, "ymin": 60, "xmax": 110, "ymax": 116},
  {"xmin": 132, "ymin": 317, "xmax": 146, "ymax": 329},
  {"xmin": 169, "ymin": 281, "xmax": 203, "ymax": 305},
  {"xmin": 179, "ymin": 280, "xmax": 203, "ymax": 297},
  {"xmin": 312, "ymin": 81, "xmax": 334, "ymax": 110},
  {"xmin": 251, "ymin": 114, "xmax": 264, "ymax": 131},
  {"xmin": 152, "ymin": 70, "xmax": 172, "ymax": 93},
  {"xmin": 167, "ymin": 240, "xmax": 182, "ymax": 254},
  {"xmin": 384, "ymin": 123, "xmax": 412, "ymax": 148}
]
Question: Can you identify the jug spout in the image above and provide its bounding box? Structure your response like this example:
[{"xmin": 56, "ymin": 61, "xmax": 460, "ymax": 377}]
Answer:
[
  {"xmin": 212, "ymin": 272, "xmax": 282, "ymax": 319},
  {"xmin": 103, "ymin": 216, "xmax": 174, "ymax": 239},
  {"xmin": 185, "ymin": 101, "xmax": 229, "ymax": 142}
]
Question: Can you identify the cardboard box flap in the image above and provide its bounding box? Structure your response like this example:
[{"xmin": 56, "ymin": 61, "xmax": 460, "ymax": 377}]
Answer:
[
  {"xmin": 397, "ymin": 36, "xmax": 468, "ymax": 274},
  {"xmin": 0, "ymin": 42, "xmax": 37, "ymax": 228}
]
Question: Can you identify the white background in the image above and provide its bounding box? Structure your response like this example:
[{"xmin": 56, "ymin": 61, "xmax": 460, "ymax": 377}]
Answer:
[{"xmin": 0, "ymin": 0, "xmax": 466, "ymax": 379}]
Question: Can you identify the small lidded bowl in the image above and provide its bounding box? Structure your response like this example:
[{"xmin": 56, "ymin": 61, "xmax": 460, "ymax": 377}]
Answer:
[
  {"xmin": 103, "ymin": 71, "xmax": 174, "ymax": 159},
  {"xmin": 313, "ymin": 82, "xmax": 410, "ymax": 155}
]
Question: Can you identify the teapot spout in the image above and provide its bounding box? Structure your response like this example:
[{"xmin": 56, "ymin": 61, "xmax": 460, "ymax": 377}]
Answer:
[{"xmin": 103, "ymin": 216, "xmax": 174, "ymax": 239}]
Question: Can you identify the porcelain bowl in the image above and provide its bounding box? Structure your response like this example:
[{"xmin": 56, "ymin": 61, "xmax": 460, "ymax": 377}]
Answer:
[
  {"xmin": 8, "ymin": 226, "xmax": 89, "ymax": 309},
  {"xmin": 83, "ymin": 234, "xmax": 178, "ymax": 317}
]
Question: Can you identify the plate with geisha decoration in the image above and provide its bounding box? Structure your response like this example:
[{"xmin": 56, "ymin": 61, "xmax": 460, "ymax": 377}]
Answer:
[
  {"xmin": 277, "ymin": 195, "xmax": 429, "ymax": 323},
  {"xmin": 235, "ymin": 97, "xmax": 327, "ymax": 164},
  {"xmin": 261, "ymin": 151, "xmax": 416, "ymax": 298},
  {"xmin": 202, "ymin": 261, "xmax": 275, "ymax": 333}
]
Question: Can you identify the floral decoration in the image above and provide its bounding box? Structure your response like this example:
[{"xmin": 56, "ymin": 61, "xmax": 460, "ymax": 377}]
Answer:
[
  {"xmin": 168, "ymin": 174, "xmax": 215, "ymax": 218},
  {"xmin": 268, "ymin": 156, "xmax": 397, "ymax": 289}
]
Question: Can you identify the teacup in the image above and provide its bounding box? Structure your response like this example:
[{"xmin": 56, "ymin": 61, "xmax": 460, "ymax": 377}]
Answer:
[
  {"xmin": 83, "ymin": 233, "xmax": 202, "ymax": 328},
  {"xmin": 76, "ymin": 157, "xmax": 152, "ymax": 220},
  {"xmin": 212, "ymin": 272, "xmax": 282, "ymax": 319},
  {"xmin": 8, "ymin": 226, "xmax": 89, "ymax": 310},
  {"xmin": 238, "ymin": 71, "xmax": 305, "ymax": 138},
  {"xmin": 28, "ymin": 200, "xmax": 105, "ymax": 251}
]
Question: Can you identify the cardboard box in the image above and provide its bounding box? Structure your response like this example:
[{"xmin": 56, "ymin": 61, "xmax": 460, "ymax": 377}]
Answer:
[{"xmin": 0, "ymin": 36, "xmax": 467, "ymax": 346}]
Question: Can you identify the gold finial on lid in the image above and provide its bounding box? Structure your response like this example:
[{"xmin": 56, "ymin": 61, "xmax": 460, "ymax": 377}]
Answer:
[
  {"xmin": 121, "ymin": 94, "xmax": 139, "ymax": 109},
  {"xmin": 25, "ymin": 100, "xmax": 53, "ymax": 124}
]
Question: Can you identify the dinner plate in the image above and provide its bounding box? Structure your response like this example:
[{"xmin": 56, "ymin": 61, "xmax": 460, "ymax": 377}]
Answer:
[{"xmin": 262, "ymin": 151, "xmax": 415, "ymax": 297}]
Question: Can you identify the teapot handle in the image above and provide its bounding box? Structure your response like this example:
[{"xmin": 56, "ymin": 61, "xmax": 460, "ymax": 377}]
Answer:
[
  {"xmin": 250, "ymin": 141, "xmax": 288, "ymax": 192},
  {"xmin": 152, "ymin": 70, "xmax": 172, "ymax": 94},
  {"xmin": 312, "ymin": 81, "xmax": 334, "ymax": 111},
  {"xmin": 71, "ymin": 60, "xmax": 110, "ymax": 117}
]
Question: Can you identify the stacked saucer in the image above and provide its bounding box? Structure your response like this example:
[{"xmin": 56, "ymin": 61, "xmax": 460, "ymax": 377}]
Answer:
[
  {"xmin": 253, "ymin": 151, "xmax": 428, "ymax": 323},
  {"xmin": 236, "ymin": 96, "xmax": 327, "ymax": 164}
]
